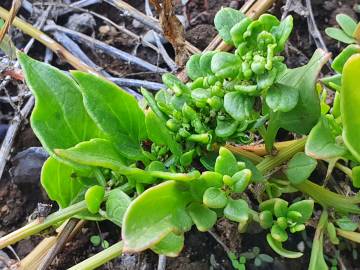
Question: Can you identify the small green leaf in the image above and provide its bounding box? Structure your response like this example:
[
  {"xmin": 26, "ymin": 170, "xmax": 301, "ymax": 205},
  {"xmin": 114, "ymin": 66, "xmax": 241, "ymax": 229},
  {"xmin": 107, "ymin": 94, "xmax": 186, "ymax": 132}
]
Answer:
[
  {"xmin": 232, "ymin": 169, "xmax": 252, "ymax": 193},
  {"xmin": 190, "ymin": 171, "xmax": 223, "ymax": 201},
  {"xmin": 266, "ymin": 234, "xmax": 303, "ymax": 258},
  {"xmin": 85, "ymin": 185, "xmax": 105, "ymax": 214},
  {"xmin": 274, "ymin": 199, "xmax": 288, "ymax": 218},
  {"xmin": 215, "ymin": 118, "xmax": 238, "ymax": 138},
  {"xmin": 288, "ymin": 200, "xmax": 314, "ymax": 224},
  {"xmin": 326, "ymin": 222, "xmax": 340, "ymax": 245},
  {"xmin": 200, "ymin": 51, "xmax": 216, "ymax": 75},
  {"xmin": 215, "ymin": 147, "xmax": 240, "ymax": 176},
  {"xmin": 146, "ymin": 110, "xmax": 182, "ymax": 156},
  {"xmin": 305, "ymin": 117, "xmax": 349, "ymax": 160},
  {"xmin": 341, "ymin": 53, "xmax": 360, "ymax": 162},
  {"xmin": 105, "ymin": 188, "xmax": 131, "ymax": 226},
  {"xmin": 211, "ymin": 52, "xmax": 242, "ymax": 79},
  {"xmin": 151, "ymin": 232, "xmax": 184, "ymax": 257},
  {"xmin": 71, "ymin": 71, "xmax": 147, "ymax": 161},
  {"xmin": 224, "ymin": 198, "xmax": 249, "ymax": 222},
  {"xmin": 90, "ymin": 235, "xmax": 101, "ymax": 246},
  {"xmin": 224, "ymin": 92, "xmax": 254, "ymax": 121},
  {"xmin": 271, "ymin": 15, "xmax": 293, "ymax": 52},
  {"xmin": 335, "ymin": 216, "xmax": 358, "ymax": 231},
  {"xmin": 214, "ymin": 7, "xmax": 246, "ymax": 45},
  {"xmin": 266, "ymin": 84, "xmax": 299, "ymax": 112},
  {"xmin": 285, "ymin": 152, "xmax": 317, "ymax": 185},
  {"xmin": 332, "ymin": 44, "xmax": 360, "ymax": 73},
  {"xmin": 259, "ymin": 210, "xmax": 273, "ymax": 229},
  {"xmin": 186, "ymin": 54, "xmax": 205, "ymax": 80},
  {"xmin": 325, "ymin": 27, "xmax": 356, "ymax": 44},
  {"xmin": 203, "ymin": 187, "xmax": 228, "ymax": 209},
  {"xmin": 187, "ymin": 202, "xmax": 217, "ymax": 231},
  {"xmin": 122, "ymin": 181, "xmax": 192, "ymax": 252},
  {"xmin": 336, "ymin": 14, "xmax": 357, "ymax": 37}
]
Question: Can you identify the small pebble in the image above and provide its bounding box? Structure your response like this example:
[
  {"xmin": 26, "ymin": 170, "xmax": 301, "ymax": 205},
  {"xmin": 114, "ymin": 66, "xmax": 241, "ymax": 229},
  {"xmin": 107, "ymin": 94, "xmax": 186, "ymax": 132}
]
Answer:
[{"xmin": 229, "ymin": 0, "xmax": 239, "ymax": 9}]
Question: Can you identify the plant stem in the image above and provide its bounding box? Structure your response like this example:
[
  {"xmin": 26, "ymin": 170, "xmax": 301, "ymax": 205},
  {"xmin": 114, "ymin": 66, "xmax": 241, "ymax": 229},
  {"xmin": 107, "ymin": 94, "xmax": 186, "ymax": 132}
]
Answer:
[
  {"xmin": 256, "ymin": 137, "xmax": 306, "ymax": 174},
  {"xmin": 336, "ymin": 228, "xmax": 360, "ymax": 243},
  {"xmin": 68, "ymin": 241, "xmax": 123, "ymax": 270},
  {"xmin": 0, "ymin": 194, "xmax": 109, "ymax": 249},
  {"xmin": 294, "ymin": 180, "xmax": 360, "ymax": 214},
  {"xmin": 226, "ymin": 144, "xmax": 263, "ymax": 164},
  {"xmin": 335, "ymin": 162, "xmax": 353, "ymax": 178},
  {"xmin": 308, "ymin": 209, "xmax": 328, "ymax": 270}
]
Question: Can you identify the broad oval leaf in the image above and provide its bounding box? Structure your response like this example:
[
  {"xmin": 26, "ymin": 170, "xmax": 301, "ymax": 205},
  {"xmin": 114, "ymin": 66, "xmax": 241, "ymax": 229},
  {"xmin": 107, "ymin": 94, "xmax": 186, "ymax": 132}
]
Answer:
[
  {"xmin": 187, "ymin": 202, "xmax": 217, "ymax": 232},
  {"xmin": 151, "ymin": 232, "xmax": 184, "ymax": 257},
  {"xmin": 285, "ymin": 152, "xmax": 317, "ymax": 185},
  {"xmin": 288, "ymin": 200, "xmax": 314, "ymax": 224},
  {"xmin": 332, "ymin": 44, "xmax": 360, "ymax": 73},
  {"xmin": 224, "ymin": 91, "xmax": 254, "ymax": 121},
  {"xmin": 186, "ymin": 54, "xmax": 205, "ymax": 80},
  {"xmin": 211, "ymin": 52, "xmax": 242, "ymax": 79},
  {"xmin": 341, "ymin": 53, "xmax": 360, "ymax": 162},
  {"xmin": 224, "ymin": 198, "xmax": 249, "ymax": 222},
  {"xmin": 17, "ymin": 52, "xmax": 103, "ymax": 168},
  {"xmin": 265, "ymin": 84, "xmax": 299, "ymax": 112},
  {"xmin": 122, "ymin": 181, "xmax": 192, "ymax": 252},
  {"xmin": 71, "ymin": 71, "xmax": 147, "ymax": 161},
  {"xmin": 214, "ymin": 7, "xmax": 245, "ymax": 45},
  {"xmin": 41, "ymin": 157, "xmax": 86, "ymax": 208}
]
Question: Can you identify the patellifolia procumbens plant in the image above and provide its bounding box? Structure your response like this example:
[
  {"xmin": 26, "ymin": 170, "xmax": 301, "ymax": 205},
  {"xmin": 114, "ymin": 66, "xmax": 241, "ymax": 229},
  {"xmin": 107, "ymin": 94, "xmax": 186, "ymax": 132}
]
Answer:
[{"xmin": 2, "ymin": 7, "xmax": 360, "ymax": 270}]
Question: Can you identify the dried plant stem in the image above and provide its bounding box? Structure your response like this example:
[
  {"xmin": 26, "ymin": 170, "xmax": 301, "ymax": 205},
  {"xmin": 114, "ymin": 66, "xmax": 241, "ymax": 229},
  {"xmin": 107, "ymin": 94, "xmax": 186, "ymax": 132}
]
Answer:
[
  {"xmin": 103, "ymin": 0, "xmax": 200, "ymax": 54},
  {"xmin": 37, "ymin": 219, "xmax": 79, "ymax": 270},
  {"xmin": 0, "ymin": 6, "xmax": 99, "ymax": 74},
  {"xmin": 44, "ymin": 24, "xmax": 167, "ymax": 73}
]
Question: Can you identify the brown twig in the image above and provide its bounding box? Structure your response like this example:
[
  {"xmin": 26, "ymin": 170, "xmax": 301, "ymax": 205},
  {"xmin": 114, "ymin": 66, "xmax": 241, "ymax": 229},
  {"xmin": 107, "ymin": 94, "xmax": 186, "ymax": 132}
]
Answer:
[
  {"xmin": 0, "ymin": 0, "xmax": 21, "ymax": 43},
  {"xmin": 37, "ymin": 219, "xmax": 79, "ymax": 270},
  {"xmin": 103, "ymin": 0, "xmax": 201, "ymax": 54}
]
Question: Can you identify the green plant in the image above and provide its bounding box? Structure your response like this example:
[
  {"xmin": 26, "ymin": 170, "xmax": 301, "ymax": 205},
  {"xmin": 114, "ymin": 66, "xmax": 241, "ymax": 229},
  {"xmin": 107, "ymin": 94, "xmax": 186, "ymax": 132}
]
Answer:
[
  {"xmin": 325, "ymin": 14, "xmax": 360, "ymax": 44},
  {"xmin": 1, "ymin": 7, "xmax": 360, "ymax": 270}
]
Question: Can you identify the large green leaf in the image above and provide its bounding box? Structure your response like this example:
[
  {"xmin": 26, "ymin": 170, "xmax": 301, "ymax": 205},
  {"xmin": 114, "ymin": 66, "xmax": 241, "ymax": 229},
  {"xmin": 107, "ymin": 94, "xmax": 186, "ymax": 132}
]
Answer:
[
  {"xmin": 41, "ymin": 157, "xmax": 86, "ymax": 208},
  {"xmin": 18, "ymin": 53, "xmax": 103, "ymax": 167},
  {"xmin": 71, "ymin": 71, "xmax": 147, "ymax": 161},
  {"xmin": 122, "ymin": 181, "xmax": 192, "ymax": 252},
  {"xmin": 305, "ymin": 117, "xmax": 349, "ymax": 160},
  {"xmin": 55, "ymin": 138, "xmax": 126, "ymax": 171},
  {"xmin": 224, "ymin": 91, "xmax": 254, "ymax": 121},
  {"xmin": 341, "ymin": 53, "xmax": 360, "ymax": 162},
  {"xmin": 285, "ymin": 152, "xmax": 317, "ymax": 185},
  {"xmin": 145, "ymin": 110, "xmax": 182, "ymax": 156},
  {"xmin": 265, "ymin": 49, "xmax": 329, "ymax": 150}
]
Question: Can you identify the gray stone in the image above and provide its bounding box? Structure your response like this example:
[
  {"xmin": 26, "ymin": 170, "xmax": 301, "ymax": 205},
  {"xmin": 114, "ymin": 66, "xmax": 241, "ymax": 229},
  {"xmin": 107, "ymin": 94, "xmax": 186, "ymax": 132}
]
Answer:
[
  {"xmin": 10, "ymin": 147, "xmax": 49, "ymax": 185},
  {"xmin": 65, "ymin": 13, "xmax": 96, "ymax": 33}
]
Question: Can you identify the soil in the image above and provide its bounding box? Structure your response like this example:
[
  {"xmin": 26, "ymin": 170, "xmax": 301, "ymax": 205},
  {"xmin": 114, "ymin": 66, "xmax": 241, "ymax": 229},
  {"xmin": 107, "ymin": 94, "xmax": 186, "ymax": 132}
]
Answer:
[{"xmin": 0, "ymin": 0, "xmax": 360, "ymax": 269}]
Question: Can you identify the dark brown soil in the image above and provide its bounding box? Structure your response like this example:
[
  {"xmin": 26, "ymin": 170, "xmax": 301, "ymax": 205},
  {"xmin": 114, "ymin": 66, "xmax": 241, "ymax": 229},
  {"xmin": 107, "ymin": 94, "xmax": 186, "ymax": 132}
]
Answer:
[{"xmin": 1, "ymin": 0, "xmax": 360, "ymax": 269}]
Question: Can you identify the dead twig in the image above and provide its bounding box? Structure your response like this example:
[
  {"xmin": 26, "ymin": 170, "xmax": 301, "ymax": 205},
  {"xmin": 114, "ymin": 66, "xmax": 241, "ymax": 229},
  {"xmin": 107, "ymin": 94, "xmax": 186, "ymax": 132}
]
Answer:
[
  {"xmin": 44, "ymin": 23, "xmax": 167, "ymax": 73},
  {"xmin": 150, "ymin": 0, "xmax": 188, "ymax": 67},
  {"xmin": 103, "ymin": 0, "xmax": 200, "ymax": 54},
  {"xmin": 0, "ymin": 0, "xmax": 21, "ymax": 43},
  {"xmin": 37, "ymin": 219, "xmax": 79, "ymax": 270},
  {"xmin": 157, "ymin": 255, "xmax": 166, "ymax": 270},
  {"xmin": 144, "ymin": 0, "xmax": 177, "ymax": 71}
]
